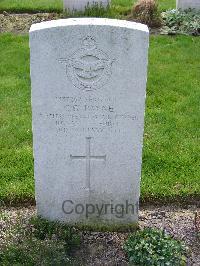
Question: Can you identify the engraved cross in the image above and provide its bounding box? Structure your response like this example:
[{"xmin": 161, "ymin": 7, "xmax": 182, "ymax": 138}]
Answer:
[{"xmin": 70, "ymin": 137, "xmax": 106, "ymax": 190}]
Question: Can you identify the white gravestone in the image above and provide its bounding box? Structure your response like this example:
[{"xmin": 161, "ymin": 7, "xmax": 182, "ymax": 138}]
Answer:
[
  {"xmin": 30, "ymin": 18, "xmax": 149, "ymax": 227},
  {"xmin": 64, "ymin": 0, "xmax": 110, "ymax": 12},
  {"xmin": 177, "ymin": 0, "xmax": 200, "ymax": 9}
]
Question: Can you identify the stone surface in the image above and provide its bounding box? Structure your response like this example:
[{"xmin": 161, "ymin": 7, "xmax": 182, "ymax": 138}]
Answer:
[
  {"xmin": 64, "ymin": 0, "xmax": 110, "ymax": 12},
  {"xmin": 177, "ymin": 0, "xmax": 200, "ymax": 9},
  {"xmin": 30, "ymin": 18, "xmax": 149, "ymax": 226}
]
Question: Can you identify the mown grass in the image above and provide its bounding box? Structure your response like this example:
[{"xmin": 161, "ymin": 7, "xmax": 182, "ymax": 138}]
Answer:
[
  {"xmin": 0, "ymin": 0, "xmax": 176, "ymax": 14},
  {"xmin": 0, "ymin": 34, "xmax": 33, "ymax": 204},
  {"xmin": 0, "ymin": 33, "xmax": 199, "ymax": 205},
  {"xmin": 159, "ymin": 0, "xmax": 175, "ymax": 11},
  {"xmin": 142, "ymin": 35, "xmax": 200, "ymax": 202},
  {"xmin": 0, "ymin": 0, "xmax": 62, "ymax": 13}
]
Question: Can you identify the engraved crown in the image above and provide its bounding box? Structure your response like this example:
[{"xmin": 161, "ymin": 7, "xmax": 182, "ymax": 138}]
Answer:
[{"xmin": 83, "ymin": 36, "xmax": 96, "ymax": 50}]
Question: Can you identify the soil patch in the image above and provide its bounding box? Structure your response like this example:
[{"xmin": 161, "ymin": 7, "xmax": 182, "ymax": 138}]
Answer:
[
  {"xmin": 0, "ymin": 205, "xmax": 199, "ymax": 265},
  {"xmin": 0, "ymin": 12, "xmax": 162, "ymax": 35},
  {"xmin": 0, "ymin": 12, "xmax": 62, "ymax": 34}
]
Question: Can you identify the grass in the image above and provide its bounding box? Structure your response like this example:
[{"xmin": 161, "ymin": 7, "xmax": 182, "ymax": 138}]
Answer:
[
  {"xmin": 0, "ymin": 34, "xmax": 33, "ymax": 204},
  {"xmin": 0, "ymin": 0, "xmax": 176, "ymax": 14},
  {"xmin": 159, "ymin": 0, "xmax": 175, "ymax": 11},
  {"xmin": 142, "ymin": 35, "xmax": 200, "ymax": 202},
  {"xmin": 0, "ymin": 33, "xmax": 199, "ymax": 205},
  {"xmin": 0, "ymin": 0, "xmax": 62, "ymax": 13}
]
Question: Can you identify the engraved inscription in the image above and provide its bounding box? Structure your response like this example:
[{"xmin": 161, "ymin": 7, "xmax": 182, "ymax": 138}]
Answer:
[
  {"xmin": 70, "ymin": 137, "xmax": 106, "ymax": 190},
  {"xmin": 59, "ymin": 36, "xmax": 114, "ymax": 91},
  {"xmin": 39, "ymin": 95, "xmax": 138, "ymax": 136}
]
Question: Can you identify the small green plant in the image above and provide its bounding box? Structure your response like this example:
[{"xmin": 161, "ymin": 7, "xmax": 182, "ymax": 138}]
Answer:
[
  {"xmin": 0, "ymin": 216, "xmax": 81, "ymax": 265},
  {"xmin": 0, "ymin": 240, "xmax": 72, "ymax": 266},
  {"xmin": 30, "ymin": 217, "xmax": 81, "ymax": 252},
  {"xmin": 82, "ymin": 2, "xmax": 112, "ymax": 17},
  {"xmin": 161, "ymin": 9, "xmax": 200, "ymax": 36},
  {"xmin": 124, "ymin": 228, "xmax": 187, "ymax": 266},
  {"xmin": 64, "ymin": 2, "xmax": 120, "ymax": 19}
]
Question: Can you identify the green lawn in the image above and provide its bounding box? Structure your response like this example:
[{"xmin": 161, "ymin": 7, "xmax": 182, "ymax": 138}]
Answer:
[
  {"xmin": 0, "ymin": 34, "xmax": 199, "ymax": 205},
  {"xmin": 0, "ymin": 0, "xmax": 62, "ymax": 13},
  {"xmin": 159, "ymin": 0, "xmax": 175, "ymax": 11},
  {"xmin": 0, "ymin": 0, "xmax": 176, "ymax": 13}
]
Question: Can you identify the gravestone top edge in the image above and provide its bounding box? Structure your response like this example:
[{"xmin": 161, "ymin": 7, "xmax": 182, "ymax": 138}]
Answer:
[{"xmin": 29, "ymin": 18, "xmax": 149, "ymax": 34}]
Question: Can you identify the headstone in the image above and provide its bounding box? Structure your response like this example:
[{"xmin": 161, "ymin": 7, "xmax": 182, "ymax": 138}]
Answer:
[
  {"xmin": 30, "ymin": 18, "xmax": 149, "ymax": 227},
  {"xmin": 177, "ymin": 0, "xmax": 200, "ymax": 9},
  {"xmin": 64, "ymin": 0, "xmax": 110, "ymax": 12}
]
